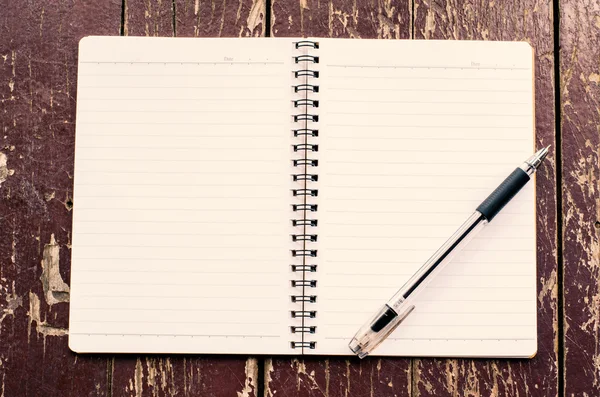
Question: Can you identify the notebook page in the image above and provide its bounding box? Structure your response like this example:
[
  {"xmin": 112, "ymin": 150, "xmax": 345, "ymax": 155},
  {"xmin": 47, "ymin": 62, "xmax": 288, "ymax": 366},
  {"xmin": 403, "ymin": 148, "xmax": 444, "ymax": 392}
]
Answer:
[
  {"xmin": 69, "ymin": 37, "xmax": 296, "ymax": 354},
  {"xmin": 312, "ymin": 39, "xmax": 536, "ymax": 357}
]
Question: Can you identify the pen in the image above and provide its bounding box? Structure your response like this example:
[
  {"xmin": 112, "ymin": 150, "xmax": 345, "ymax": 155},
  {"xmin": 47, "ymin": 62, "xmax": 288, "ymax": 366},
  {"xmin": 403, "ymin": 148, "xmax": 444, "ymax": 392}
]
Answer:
[{"xmin": 348, "ymin": 146, "xmax": 550, "ymax": 358}]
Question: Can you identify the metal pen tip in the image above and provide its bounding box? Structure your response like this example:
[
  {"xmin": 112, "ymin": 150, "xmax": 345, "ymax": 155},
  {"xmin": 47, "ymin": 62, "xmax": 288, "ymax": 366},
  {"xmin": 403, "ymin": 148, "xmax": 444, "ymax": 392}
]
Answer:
[{"xmin": 525, "ymin": 146, "xmax": 550, "ymax": 171}]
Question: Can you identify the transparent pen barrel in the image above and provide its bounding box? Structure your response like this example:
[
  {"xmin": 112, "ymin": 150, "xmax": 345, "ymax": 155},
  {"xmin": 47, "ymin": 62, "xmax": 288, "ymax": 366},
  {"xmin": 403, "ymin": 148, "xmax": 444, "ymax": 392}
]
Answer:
[{"xmin": 387, "ymin": 211, "xmax": 488, "ymax": 311}]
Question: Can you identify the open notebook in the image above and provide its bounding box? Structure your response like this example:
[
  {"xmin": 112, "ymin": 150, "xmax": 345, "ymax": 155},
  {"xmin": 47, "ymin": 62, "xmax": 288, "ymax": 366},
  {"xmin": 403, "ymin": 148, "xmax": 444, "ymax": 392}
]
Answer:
[{"xmin": 69, "ymin": 37, "xmax": 536, "ymax": 357}]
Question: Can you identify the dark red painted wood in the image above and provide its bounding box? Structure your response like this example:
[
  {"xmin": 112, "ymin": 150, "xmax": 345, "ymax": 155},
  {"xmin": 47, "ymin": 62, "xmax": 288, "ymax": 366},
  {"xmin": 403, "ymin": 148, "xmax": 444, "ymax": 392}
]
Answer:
[
  {"xmin": 0, "ymin": 1, "xmax": 121, "ymax": 396},
  {"xmin": 125, "ymin": 0, "xmax": 176, "ymax": 36},
  {"xmin": 412, "ymin": 1, "xmax": 559, "ymax": 396},
  {"xmin": 266, "ymin": 358, "xmax": 412, "ymax": 397},
  {"xmin": 560, "ymin": 1, "xmax": 600, "ymax": 396},
  {"xmin": 271, "ymin": 0, "xmax": 411, "ymax": 38},
  {"xmin": 267, "ymin": 2, "xmax": 412, "ymax": 396},
  {"xmin": 176, "ymin": 0, "xmax": 266, "ymax": 37},
  {"xmin": 111, "ymin": 356, "xmax": 258, "ymax": 397}
]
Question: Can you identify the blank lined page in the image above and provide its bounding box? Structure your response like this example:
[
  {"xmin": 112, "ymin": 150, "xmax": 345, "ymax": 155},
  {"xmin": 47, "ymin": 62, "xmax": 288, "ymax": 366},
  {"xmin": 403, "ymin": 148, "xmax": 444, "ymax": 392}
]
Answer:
[
  {"xmin": 313, "ymin": 39, "xmax": 536, "ymax": 357},
  {"xmin": 69, "ymin": 37, "xmax": 295, "ymax": 354}
]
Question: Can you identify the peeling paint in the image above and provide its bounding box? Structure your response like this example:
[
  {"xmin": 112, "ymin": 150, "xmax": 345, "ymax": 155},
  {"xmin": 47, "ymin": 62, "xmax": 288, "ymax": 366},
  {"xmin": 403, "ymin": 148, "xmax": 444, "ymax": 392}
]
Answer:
[
  {"xmin": 27, "ymin": 291, "xmax": 68, "ymax": 340},
  {"xmin": 134, "ymin": 358, "xmax": 143, "ymax": 397},
  {"xmin": 0, "ymin": 152, "xmax": 14, "ymax": 186},
  {"xmin": 289, "ymin": 359, "xmax": 324, "ymax": 394},
  {"xmin": 0, "ymin": 281, "xmax": 22, "ymax": 324},
  {"xmin": 324, "ymin": 360, "xmax": 330, "ymax": 397},
  {"xmin": 246, "ymin": 0, "xmax": 265, "ymax": 36},
  {"xmin": 422, "ymin": 9, "xmax": 436, "ymax": 39},
  {"xmin": 237, "ymin": 358, "xmax": 258, "ymax": 397},
  {"xmin": 40, "ymin": 234, "xmax": 70, "ymax": 305},
  {"xmin": 264, "ymin": 359, "xmax": 274, "ymax": 397}
]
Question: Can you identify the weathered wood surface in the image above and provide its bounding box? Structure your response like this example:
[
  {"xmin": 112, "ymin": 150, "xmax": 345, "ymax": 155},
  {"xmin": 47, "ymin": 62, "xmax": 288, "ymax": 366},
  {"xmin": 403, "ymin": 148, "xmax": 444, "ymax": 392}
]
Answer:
[
  {"xmin": 271, "ymin": 0, "xmax": 411, "ymax": 38},
  {"xmin": 0, "ymin": 1, "xmax": 264, "ymax": 396},
  {"xmin": 411, "ymin": 1, "xmax": 559, "ymax": 396},
  {"xmin": 560, "ymin": 1, "xmax": 600, "ymax": 396},
  {"xmin": 6, "ymin": 0, "xmax": 600, "ymax": 396},
  {"xmin": 0, "ymin": 1, "xmax": 121, "ymax": 396},
  {"xmin": 124, "ymin": 0, "xmax": 266, "ymax": 37}
]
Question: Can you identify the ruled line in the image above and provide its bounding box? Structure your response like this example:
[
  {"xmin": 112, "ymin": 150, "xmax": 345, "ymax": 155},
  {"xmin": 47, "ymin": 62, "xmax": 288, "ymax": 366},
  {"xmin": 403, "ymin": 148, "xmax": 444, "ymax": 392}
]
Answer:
[
  {"xmin": 331, "ymin": 99, "xmax": 530, "ymax": 105},
  {"xmin": 76, "ymin": 270, "xmax": 282, "ymax": 274},
  {"xmin": 79, "ymin": 73, "xmax": 278, "ymax": 77},
  {"xmin": 327, "ymin": 124, "xmax": 529, "ymax": 129},
  {"xmin": 324, "ymin": 337, "xmax": 536, "ymax": 341},
  {"xmin": 324, "ymin": 136, "xmax": 530, "ymax": 141},
  {"xmin": 74, "ymin": 308, "xmax": 280, "ymax": 312},
  {"xmin": 72, "ymin": 320, "xmax": 279, "ymax": 325},
  {"xmin": 71, "ymin": 333, "xmax": 280, "ymax": 338},
  {"xmin": 327, "ymin": 64, "xmax": 529, "ymax": 70},
  {"xmin": 328, "ymin": 112, "xmax": 530, "ymax": 117},
  {"xmin": 328, "ymin": 75, "xmax": 531, "ymax": 81},
  {"xmin": 81, "ymin": 61, "xmax": 284, "ymax": 65},
  {"xmin": 329, "ymin": 87, "xmax": 529, "ymax": 93},
  {"xmin": 78, "ymin": 110, "xmax": 282, "ymax": 113}
]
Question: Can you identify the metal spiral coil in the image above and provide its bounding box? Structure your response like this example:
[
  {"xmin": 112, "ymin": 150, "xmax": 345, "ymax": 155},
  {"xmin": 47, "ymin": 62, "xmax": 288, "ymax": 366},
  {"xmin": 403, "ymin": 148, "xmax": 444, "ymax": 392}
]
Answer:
[
  {"xmin": 295, "ymin": 40, "xmax": 319, "ymax": 49},
  {"xmin": 291, "ymin": 234, "xmax": 318, "ymax": 242},
  {"xmin": 294, "ymin": 84, "xmax": 319, "ymax": 93},
  {"xmin": 292, "ymin": 204, "xmax": 318, "ymax": 211},
  {"xmin": 291, "ymin": 189, "xmax": 318, "ymax": 197},
  {"xmin": 293, "ymin": 100, "xmax": 319, "ymax": 108},
  {"xmin": 291, "ymin": 264, "xmax": 317, "ymax": 272},
  {"xmin": 290, "ymin": 341, "xmax": 316, "ymax": 349},
  {"xmin": 291, "ymin": 296, "xmax": 317, "ymax": 303},
  {"xmin": 291, "ymin": 39, "xmax": 319, "ymax": 352},
  {"xmin": 291, "ymin": 219, "xmax": 318, "ymax": 226},
  {"xmin": 291, "ymin": 250, "xmax": 317, "ymax": 257},
  {"xmin": 291, "ymin": 326, "xmax": 317, "ymax": 333},
  {"xmin": 294, "ymin": 55, "xmax": 319, "ymax": 63},
  {"xmin": 293, "ymin": 114, "xmax": 319, "ymax": 122},
  {"xmin": 294, "ymin": 70, "xmax": 320, "ymax": 78},
  {"xmin": 292, "ymin": 174, "xmax": 318, "ymax": 182},
  {"xmin": 291, "ymin": 310, "xmax": 317, "ymax": 318},
  {"xmin": 293, "ymin": 143, "xmax": 318, "ymax": 152},
  {"xmin": 293, "ymin": 128, "xmax": 319, "ymax": 137}
]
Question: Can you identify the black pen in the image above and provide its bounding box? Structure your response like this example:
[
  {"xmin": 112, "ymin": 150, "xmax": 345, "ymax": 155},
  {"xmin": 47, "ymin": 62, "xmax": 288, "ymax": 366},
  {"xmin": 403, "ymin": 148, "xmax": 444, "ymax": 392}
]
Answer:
[{"xmin": 349, "ymin": 146, "xmax": 550, "ymax": 358}]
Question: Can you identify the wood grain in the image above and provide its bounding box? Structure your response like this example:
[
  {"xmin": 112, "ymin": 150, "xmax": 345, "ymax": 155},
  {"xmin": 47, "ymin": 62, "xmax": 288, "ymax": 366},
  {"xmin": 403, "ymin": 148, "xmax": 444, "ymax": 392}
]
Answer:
[
  {"xmin": 267, "ymin": 2, "xmax": 412, "ymax": 397},
  {"xmin": 111, "ymin": 356, "xmax": 258, "ymax": 397},
  {"xmin": 125, "ymin": 0, "xmax": 176, "ymax": 36},
  {"xmin": 0, "ymin": 1, "xmax": 121, "ymax": 396},
  {"xmin": 271, "ymin": 0, "xmax": 411, "ymax": 38},
  {"xmin": 412, "ymin": 1, "xmax": 558, "ymax": 396},
  {"xmin": 106, "ymin": 2, "xmax": 266, "ymax": 396},
  {"xmin": 560, "ymin": 1, "xmax": 600, "ymax": 396},
  {"xmin": 266, "ymin": 358, "xmax": 412, "ymax": 397},
  {"xmin": 176, "ymin": 0, "xmax": 266, "ymax": 37}
]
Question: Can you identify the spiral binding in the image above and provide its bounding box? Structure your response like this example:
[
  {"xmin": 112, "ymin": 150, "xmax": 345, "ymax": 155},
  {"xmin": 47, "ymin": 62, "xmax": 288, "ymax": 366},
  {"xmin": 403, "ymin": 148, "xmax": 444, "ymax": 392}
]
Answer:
[
  {"xmin": 291, "ymin": 326, "xmax": 316, "ymax": 333},
  {"xmin": 293, "ymin": 143, "xmax": 318, "ymax": 152},
  {"xmin": 293, "ymin": 128, "xmax": 319, "ymax": 137},
  {"xmin": 291, "ymin": 189, "xmax": 318, "ymax": 197},
  {"xmin": 291, "ymin": 234, "xmax": 317, "ymax": 242},
  {"xmin": 295, "ymin": 40, "xmax": 319, "ymax": 49},
  {"xmin": 290, "ymin": 40, "xmax": 319, "ymax": 352},
  {"xmin": 291, "ymin": 341, "xmax": 317, "ymax": 349}
]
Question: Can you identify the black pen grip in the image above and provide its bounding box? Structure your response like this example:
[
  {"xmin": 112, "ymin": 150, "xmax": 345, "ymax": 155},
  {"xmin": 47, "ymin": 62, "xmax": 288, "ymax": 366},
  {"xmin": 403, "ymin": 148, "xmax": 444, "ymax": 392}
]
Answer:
[{"xmin": 476, "ymin": 168, "xmax": 530, "ymax": 221}]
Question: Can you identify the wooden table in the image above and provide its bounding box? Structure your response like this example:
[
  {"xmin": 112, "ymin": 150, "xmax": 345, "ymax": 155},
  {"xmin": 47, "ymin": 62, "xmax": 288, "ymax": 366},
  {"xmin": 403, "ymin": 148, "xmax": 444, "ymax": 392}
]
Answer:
[{"xmin": 0, "ymin": 0, "xmax": 597, "ymax": 395}]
